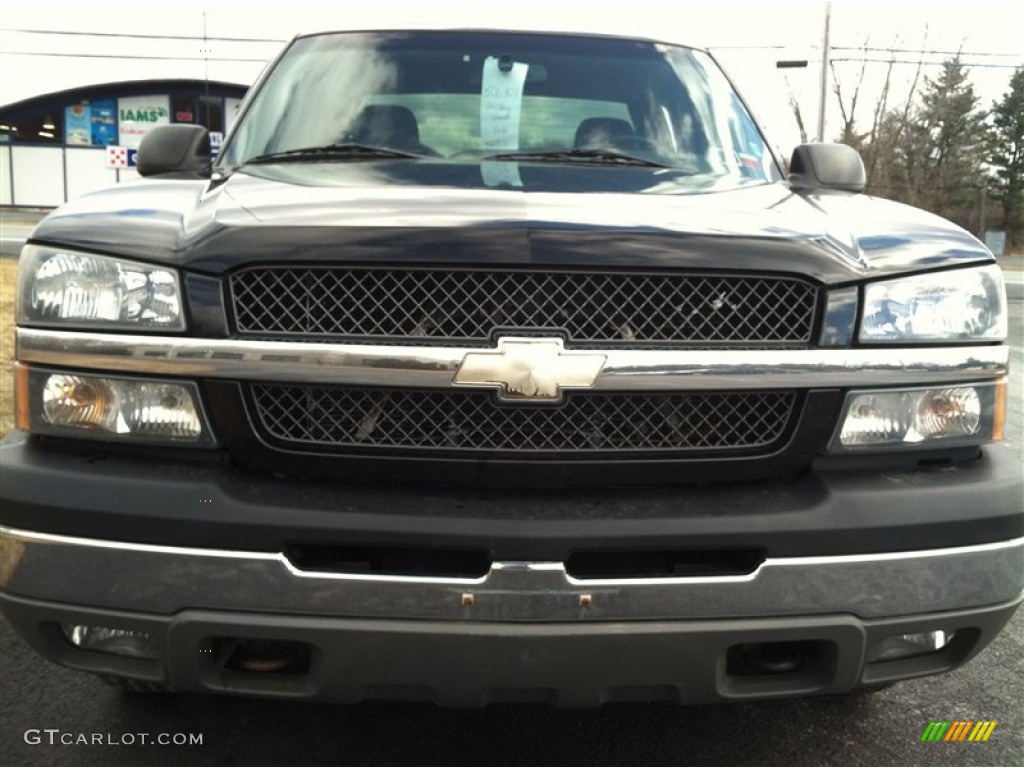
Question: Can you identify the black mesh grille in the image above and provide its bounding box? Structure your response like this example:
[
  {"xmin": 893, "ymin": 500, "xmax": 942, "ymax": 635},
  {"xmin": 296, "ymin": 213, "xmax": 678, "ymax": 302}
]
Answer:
[
  {"xmin": 249, "ymin": 385, "xmax": 797, "ymax": 455},
  {"xmin": 230, "ymin": 268, "xmax": 819, "ymax": 345}
]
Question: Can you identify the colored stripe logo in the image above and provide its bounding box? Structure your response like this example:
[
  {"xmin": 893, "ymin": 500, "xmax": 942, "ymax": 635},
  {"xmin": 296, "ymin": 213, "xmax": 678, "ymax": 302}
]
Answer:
[{"xmin": 920, "ymin": 721, "xmax": 997, "ymax": 742}]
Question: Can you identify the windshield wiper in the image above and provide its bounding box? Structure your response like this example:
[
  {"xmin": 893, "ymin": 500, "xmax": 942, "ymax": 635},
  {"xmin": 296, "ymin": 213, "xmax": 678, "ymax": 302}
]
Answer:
[
  {"xmin": 242, "ymin": 143, "xmax": 425, "ymax": 165},
  {"xmin": 483, "ymin": 148, "xmax": 672, "ymax": 168}
]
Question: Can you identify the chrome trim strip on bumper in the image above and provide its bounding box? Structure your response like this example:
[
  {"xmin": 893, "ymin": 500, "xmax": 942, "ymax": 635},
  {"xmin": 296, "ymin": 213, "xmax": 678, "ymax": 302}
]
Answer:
[
  {"xmin": 16, "ymin": 328, "xmax": 1009, "ymax": 390},
  {"xmin": 2, "ymin": 527, "xmax": 1021, "ymax": 621}
]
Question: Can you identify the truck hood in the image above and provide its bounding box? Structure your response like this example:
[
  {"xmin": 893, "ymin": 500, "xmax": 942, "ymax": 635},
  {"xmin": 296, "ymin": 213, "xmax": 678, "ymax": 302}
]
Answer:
[{"xmin": 29, "ymin": 159, "xmax": 992, "ymax": 284}]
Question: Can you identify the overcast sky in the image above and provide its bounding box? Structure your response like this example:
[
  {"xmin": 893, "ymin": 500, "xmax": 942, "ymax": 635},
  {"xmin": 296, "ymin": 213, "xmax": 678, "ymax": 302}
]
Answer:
[{"xmin": 1, "ymin": 0, "xmax": 1022, "ymax": 153}]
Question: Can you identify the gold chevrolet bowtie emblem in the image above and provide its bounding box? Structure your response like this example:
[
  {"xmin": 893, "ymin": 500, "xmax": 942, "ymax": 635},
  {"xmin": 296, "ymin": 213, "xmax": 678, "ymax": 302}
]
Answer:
[{"xmin": 454, "ymin": 338, "xmax": 606, "ymax": 402}]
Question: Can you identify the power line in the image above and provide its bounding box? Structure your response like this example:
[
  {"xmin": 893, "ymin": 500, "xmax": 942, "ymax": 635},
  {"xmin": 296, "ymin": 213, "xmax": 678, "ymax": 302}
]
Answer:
[
  {"xmin": 0, "ymin": 27, "xmax": 286, "ymax": 43},
  {"xmin": 831, "ymin": 57, "xmax": 1023, "ymax": 69},
  {"xmin": 14, "ymin": 51, "xmax": 1012, "ymax": 69},
  {"xmin": 833, "ymin": 45, "xmax": 1023, "ymax": 58},
  {"xmin": 4, "ymin": 29, "xmax": 1019, "ymax": 59},
  {"xmin": 1, "ymin": 50, "xmax": 269, "ymax": 63}
]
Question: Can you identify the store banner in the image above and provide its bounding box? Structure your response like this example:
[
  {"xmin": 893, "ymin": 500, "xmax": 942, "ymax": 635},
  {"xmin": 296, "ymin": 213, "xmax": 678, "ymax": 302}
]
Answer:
[
  {"xmin": 65, "ymin": 103, "xmax": 92, "ymax": 146},
  {"xmin": 118, "ymin": 96, "xmax": 170, "ymax": 148},
  {"xmin": 90, "ymin": 100, "xmax": 117, "ymax": 147}
]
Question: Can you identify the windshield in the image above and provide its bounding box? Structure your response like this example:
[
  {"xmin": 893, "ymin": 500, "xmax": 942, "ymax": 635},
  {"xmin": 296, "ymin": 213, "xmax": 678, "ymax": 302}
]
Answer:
[{"xmin": 222, "ymin": 31, "xmax": 778, "ymax": 183}]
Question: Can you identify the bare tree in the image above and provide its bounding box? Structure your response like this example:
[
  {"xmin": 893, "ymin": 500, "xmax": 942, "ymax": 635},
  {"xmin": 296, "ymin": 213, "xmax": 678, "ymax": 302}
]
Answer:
[
  {"xmin": 787, "ymin": 82, "xmax": 809, "ymax": 145},
  {"xmin": 891, "ymin": 33, "xmax": 931, "ymax": 205},
  {"xmin": 831, "ymin": 40, "xmax": 869, "ymax": 146},
  {"xmin": 865, "ymin": 28, "xmax": 930, "ymax": 203},
  {"xmin": 827, "ymin": 31, "xmax": 927, "ymax": 198},
  {"xmin": 862, "ymin": 49, "xmax": 897, "ymax": 188}
]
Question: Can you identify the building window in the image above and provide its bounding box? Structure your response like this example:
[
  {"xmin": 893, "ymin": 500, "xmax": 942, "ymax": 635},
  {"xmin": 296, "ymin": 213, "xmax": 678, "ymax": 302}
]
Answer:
[
  {"xmin": 198, "ymin": 95, "xmax": 224, "ymax": 133},
  {"xmin": 173, "ymin": 96, "xmax": 196, "ymax": 123}
]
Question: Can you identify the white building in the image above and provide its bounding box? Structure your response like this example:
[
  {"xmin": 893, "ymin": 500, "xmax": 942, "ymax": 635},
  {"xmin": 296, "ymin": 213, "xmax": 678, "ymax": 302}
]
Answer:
[{"xmin": 1, "ymin": 79, "xmax": 247, "ymax": 207}]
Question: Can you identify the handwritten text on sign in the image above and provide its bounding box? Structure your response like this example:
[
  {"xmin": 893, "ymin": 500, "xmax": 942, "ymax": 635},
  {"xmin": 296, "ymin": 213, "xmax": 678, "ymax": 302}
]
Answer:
[{"xmin": 480, "ymin": 57, "xmax": 529, "ymax": 150}]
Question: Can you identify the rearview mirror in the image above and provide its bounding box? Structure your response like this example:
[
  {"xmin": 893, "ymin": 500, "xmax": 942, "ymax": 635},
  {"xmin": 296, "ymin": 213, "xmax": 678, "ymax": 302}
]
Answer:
[
  {"xmin": 136, "ymin": 125, "xmax": 211, "ymax": 178},
  {"xmin": 788, "ymin": 143, "xmax": 865, "ymax": 193}
]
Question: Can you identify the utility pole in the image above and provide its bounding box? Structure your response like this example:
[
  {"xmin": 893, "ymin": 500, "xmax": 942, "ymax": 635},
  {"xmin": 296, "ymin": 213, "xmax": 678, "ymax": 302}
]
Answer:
[{"xmin": 817, "ymin": 2, "xmax": 832, "ymax": 142}]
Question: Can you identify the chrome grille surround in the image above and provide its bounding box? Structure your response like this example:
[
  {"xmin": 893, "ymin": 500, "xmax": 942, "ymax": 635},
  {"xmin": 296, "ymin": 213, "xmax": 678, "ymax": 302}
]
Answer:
[
  {"xmin": 249, "ymin": 385, "xmax": 797, "ymax": 454},
  {"xmin": 229, "ymin": 267, "xmax": 821, "ymax": 346}
]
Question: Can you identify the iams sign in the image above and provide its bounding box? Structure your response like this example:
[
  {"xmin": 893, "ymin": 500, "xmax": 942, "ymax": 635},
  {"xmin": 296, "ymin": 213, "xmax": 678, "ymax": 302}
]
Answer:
[{"xmin": 119, "ymin": 108, "xmax": 169, "ymax": 122}]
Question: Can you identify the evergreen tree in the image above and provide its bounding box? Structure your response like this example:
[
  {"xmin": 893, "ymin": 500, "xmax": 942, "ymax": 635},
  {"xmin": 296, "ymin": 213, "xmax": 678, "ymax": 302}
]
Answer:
[
  {"xmin": 911, "ymin": 57, "xmax": 987, "ymax": 215},
  {"xmin": 856, "ymin": 56, "xmax": 987, "ymax": 227},
  {"xmin": 987, "ymin": 67, "xmax": 1024, "ymax": 249}
]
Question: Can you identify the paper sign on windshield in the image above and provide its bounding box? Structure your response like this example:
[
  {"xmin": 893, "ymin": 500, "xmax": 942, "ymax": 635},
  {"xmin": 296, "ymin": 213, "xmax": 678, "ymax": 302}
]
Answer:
[
  {"xmin": 480, "ymin": 56, "xmax": 528, "ymax": 150},
  {"xmin": 480, "ymin": 160, "xmax": 523, "ymax": 188}
]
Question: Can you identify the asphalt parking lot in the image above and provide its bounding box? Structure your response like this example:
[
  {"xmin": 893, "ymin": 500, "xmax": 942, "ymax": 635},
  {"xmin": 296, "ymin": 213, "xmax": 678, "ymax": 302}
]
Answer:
[{"xmin": 1, "ymin": 213, "xmax": 1022, "ymax": 766}]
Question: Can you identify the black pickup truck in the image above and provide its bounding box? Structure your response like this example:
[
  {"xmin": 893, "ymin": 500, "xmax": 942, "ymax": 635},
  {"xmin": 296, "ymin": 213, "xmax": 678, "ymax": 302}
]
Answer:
[{"xmin": 2, "ymin": 29, "xmax": 1020, "ymax": 706}]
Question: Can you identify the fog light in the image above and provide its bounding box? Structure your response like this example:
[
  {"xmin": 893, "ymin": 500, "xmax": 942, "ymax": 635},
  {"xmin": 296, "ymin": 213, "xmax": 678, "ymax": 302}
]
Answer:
[
  {"xmin": 22, "ymin": 367, "xmax": 214, "ymax": 445},
  {"xmin": 61, "ymin": 624, "xmax": 159, "ymax": 660},
  {"xmin": 867, "ymin": 630, "xmax": 955, "ymax": 663},
  {"xmin": 831, "ymin": 381, "xmax": 1002, "ymax": 451}
]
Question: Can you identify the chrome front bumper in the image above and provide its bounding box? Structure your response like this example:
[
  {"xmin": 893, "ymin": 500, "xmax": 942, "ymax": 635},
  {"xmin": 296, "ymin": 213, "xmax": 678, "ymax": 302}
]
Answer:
[
  {"xmin": 3, "ymin": 526, "xmax": 1022, "ymax": 622},
  {"xmin": 15, "ymin": 328, "xmax": 1009, "ymax": 391}
]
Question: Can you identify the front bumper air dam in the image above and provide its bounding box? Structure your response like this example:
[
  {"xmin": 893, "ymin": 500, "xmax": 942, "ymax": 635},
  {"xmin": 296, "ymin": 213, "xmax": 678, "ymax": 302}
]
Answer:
[
  {"xmin": 2, "ymin": 527, "xmax": 1022, "ymax": 705},
  {"xmin": 2, "ymin": 592, "xmax": 1020, "ymax": 706}
]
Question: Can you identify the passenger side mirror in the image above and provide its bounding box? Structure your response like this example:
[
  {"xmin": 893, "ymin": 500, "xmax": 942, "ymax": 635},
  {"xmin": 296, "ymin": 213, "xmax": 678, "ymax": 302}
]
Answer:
[
  {"xmin": 788, "ymin": 143, "xmax": 865, "ymax": 193},
  {"xmin": 137, "ymin": 125, "xmax": 211, "ymax": 178}
]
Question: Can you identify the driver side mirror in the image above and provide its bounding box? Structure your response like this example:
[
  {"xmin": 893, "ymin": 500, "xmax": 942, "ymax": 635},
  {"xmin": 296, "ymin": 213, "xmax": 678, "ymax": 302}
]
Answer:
[
  {"xmin": 788, "ymin": 143, "xmax": 865, "ymax": 193},
  {"xmin": 137, "ymin": 125, "xmax": 211, "ymax": 178}
]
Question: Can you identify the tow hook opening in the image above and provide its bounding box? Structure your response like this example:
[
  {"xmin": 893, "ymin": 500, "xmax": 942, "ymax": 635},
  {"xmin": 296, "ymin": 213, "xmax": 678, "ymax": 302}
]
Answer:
[
  {"xmin": 723, "ymin": 639, "xmax": 838, "ymax": 693},
  {"xmin": 208, "ymin": 637, "xmax": 314, "ymax": 676}
]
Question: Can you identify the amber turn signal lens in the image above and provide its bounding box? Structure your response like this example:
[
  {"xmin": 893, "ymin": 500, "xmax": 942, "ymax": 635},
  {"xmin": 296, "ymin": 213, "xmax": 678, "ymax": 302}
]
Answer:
[
  {"xmin": 992, "ymin": 379, "xmax": 1006, "ymax": 443},
  {"xmin": 43, "ymin": 374, "xmax": 112, "ymax": 429},
  {"xmin": 15, "ymin": 363, "xmax": 30, "ymax": 432}
]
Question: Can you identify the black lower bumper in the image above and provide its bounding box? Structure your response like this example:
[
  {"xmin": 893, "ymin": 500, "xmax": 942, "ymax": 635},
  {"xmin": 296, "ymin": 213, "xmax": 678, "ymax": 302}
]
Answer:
[
  {"xmin": 3, "ymin": 432, "xmax": 1022, "ymax": 705},
  {"xmin": 0, "ymin": 433, "xmax": 1021, "ymax": 559},
  {"xmin": 4, "ymin": 593, "xmax": 1019, "ymax": 706}
]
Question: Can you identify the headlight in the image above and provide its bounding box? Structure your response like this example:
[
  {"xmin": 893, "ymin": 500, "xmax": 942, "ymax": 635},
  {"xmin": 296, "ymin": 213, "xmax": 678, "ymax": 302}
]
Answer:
[
  {"xmin": 15, "ymin": 366, "xmax": 215, "ymax": 445},
  {"xmin": 830, "ymin": 381, "xmax": 1005, "ymax": 452},
  {"xmin": 16, "ymin": 245, "xmax": 184, "ymax": 330},
  {"xmin": 859, "ymin": 265, "xmax": 1006, "ymax": 343}
]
